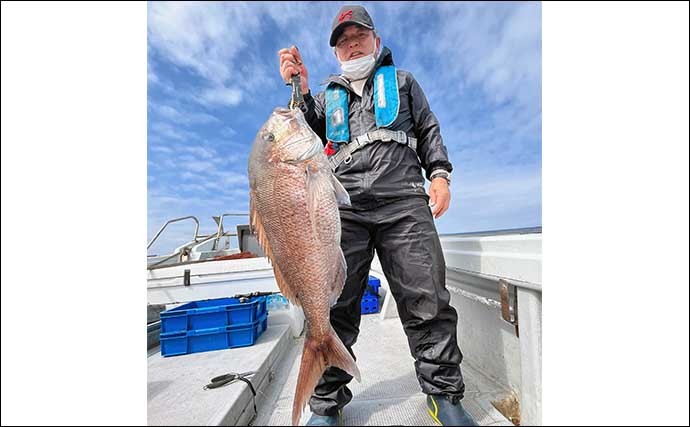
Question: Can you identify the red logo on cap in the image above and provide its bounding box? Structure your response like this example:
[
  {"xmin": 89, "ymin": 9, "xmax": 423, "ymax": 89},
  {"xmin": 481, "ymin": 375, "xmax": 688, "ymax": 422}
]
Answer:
[{"xmin": 338, "ymin": 10, "xmax": 353, "ymax": 22}]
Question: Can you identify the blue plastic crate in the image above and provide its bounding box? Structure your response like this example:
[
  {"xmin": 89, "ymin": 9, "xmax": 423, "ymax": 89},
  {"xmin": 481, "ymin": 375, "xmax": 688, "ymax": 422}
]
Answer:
[
  {"xmin": 366, "ymin": 276, "xmax": 381, "ymax": 296},
  {"xmin": 361, "ymin": 294, "xmax": 380, "ymax": 314},
  {"xmin": 160, "ymin": 313, "xmax": 268, "ymax": 357},
  {"xmin": 160, "ymin": 296, "xmax": 267, "ymax": 334}
]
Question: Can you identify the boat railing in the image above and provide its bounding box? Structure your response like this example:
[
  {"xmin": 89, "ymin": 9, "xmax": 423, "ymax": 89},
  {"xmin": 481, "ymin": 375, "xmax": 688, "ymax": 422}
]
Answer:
[
  {"xmin": 147, "ymin": 213, "xmax": 253, "ymax": 269},
  {"xmin": 147, "ymin": 232, "xmax": 232, "ymax": 270},
  {"xmin": 147, "ymin": 215, "xmax": 200, "ymax": 250}
]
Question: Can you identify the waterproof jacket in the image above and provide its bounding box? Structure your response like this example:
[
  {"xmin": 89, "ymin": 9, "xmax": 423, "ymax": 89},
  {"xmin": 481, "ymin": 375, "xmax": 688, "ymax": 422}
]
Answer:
[{"xmin": 300, "ymin": 47, "xmax": 453, "ymax": 209}]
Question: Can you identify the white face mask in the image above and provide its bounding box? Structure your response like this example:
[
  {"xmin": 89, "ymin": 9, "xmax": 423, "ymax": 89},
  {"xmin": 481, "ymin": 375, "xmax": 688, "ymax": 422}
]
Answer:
[{"xmin": 338, "ymin": 44, "xmax": 378, "ymax": 80}]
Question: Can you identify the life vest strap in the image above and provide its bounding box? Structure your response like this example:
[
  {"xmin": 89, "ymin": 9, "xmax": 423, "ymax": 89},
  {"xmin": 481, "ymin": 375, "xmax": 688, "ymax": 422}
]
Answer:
[{"xmin": 328, "ymin": 129, "xmax": 417, "ymax": 172}]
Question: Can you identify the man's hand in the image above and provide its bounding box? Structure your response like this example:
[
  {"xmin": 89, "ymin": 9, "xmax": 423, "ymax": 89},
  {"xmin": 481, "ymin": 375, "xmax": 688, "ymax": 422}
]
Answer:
[
  {"xmin": 429, "ymin": 177, "xmax": 451, "ymax": 219},
  {"xmin": 278, "ymin": 46, "xmax": 309, "ymax": 93}
]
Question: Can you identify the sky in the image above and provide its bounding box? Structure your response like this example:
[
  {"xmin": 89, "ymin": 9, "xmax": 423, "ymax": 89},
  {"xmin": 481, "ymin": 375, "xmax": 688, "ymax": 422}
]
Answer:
[{"xmin": 147, "ymin": 1, "xmax": 542, "ymax": 255}]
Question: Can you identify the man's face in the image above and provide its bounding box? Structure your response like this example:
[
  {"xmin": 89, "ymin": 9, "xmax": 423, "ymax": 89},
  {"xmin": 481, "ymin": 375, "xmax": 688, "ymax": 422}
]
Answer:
[{"xmin": 334, "ymin": 24, "xmax": 379, "ymax": 61}]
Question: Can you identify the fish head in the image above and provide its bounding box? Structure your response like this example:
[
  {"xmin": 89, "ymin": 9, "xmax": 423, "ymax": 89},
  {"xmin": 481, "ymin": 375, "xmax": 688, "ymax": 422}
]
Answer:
[{"xmin": 256, "ymin": 107, "xmax": 323, "ymax": 164}]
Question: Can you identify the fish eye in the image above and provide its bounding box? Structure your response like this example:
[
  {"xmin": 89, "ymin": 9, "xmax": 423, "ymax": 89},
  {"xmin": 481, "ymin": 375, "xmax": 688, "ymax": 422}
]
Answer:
[{"xmin": 263, "ymin": 132, "xmax": 275, "ymax": 143}]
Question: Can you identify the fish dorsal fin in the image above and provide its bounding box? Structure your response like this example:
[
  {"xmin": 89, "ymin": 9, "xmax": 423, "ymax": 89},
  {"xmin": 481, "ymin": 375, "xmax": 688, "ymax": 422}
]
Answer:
[
  {"xmin": 249, "ymin": 192, "xmax": 275, "ymax": 261},
  {"xmin": 250, "ymin": 192, "xmax": 301, "ymax": 306}
]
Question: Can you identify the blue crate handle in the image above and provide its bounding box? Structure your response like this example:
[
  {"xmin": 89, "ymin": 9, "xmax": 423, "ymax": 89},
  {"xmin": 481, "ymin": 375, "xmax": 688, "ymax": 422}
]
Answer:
[
  {"xmin": 192, "ymin": 306, "xmax": 229, "ymax": 314},
  {"xmin": 226, "ymin": 303, "xmax": 254, "ymax": 311},
  {"xmin": 189, "ymin": 326, "xmax": 226, "ymax": 336},
  {"xmin": 160, "ymin": 330, "xmax": 185, "ymax": 339},
  {"xmin": 162, "ymin": 326, "xmax": 226, "ymax": 338},
  {"xmin": 161, "ymin": 298, "xmax": 263, "ymax": 316},
  {"xmin": 160, "ymin": 311, "xmax": 187, "ymax": 318},
  {"xmin": 162, "ymin": 306, "xmax": 227, "ymax": 317}
]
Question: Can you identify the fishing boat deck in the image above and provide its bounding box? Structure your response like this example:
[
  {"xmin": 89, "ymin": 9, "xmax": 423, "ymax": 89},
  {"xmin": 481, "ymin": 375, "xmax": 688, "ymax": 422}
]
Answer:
[
  {"xmin": 148, "ymin": 314, "xmax": 515, "ymax": 426},
  {"xmin": 256, "ymin": 315, "xmax": 515, "ymax": 426},
  {"xmin": 147, "ymin": 323, "xmax": 292, "ymax": 426}
]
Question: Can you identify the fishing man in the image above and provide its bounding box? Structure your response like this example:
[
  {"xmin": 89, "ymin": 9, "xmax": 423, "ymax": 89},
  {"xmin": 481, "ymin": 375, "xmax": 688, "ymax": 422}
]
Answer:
[{"xmin": 278, "ymin": 5, "xmax": 478, "ymax": 426}]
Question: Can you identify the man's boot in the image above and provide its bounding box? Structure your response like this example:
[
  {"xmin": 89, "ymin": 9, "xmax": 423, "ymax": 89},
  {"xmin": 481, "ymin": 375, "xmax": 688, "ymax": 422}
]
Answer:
[
  {"xmin": 426, "ymin": 395, "xmax": 478, "ymax": 426},
  {"xmin": 305, "ymin": 409, "xmax": 342, "ymax": 426}
]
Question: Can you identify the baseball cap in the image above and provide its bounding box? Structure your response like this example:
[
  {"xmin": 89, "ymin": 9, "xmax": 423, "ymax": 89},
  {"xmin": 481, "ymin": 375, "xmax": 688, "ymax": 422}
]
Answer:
[{"xmin": 329, "ymin": 5, "xmax": 375, "ymax": 47}]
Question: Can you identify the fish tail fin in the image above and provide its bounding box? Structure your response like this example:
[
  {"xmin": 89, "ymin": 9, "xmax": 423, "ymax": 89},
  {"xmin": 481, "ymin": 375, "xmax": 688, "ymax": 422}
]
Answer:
[
  {"xmin": 323, "ymin": 327, "xmax": 361, "ymax": 382},
  {"xmin": 291, "ymin": 329, "xmax": 361, "ymax": 425}
]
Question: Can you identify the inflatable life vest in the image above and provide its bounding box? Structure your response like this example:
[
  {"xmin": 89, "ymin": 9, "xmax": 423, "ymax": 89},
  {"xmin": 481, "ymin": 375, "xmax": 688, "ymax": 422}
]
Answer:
[{"xmin": 325, "ymin": 65, "xmax": 399, "ymax": 153}]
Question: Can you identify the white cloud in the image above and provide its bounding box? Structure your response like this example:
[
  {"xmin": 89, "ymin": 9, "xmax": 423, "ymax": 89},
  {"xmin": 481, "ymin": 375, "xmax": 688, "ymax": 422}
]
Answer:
[
  {"xmin": 149, "ymin": 73, "xmax": 244, "ymax": 110},
  {"xmin": 147, "ymin": 2, "xmax": 261, "ymax": 84},
  {"xmin": 435, "ymin": 2, "xmax": 541, "ymax": 111},
  {"xmin": 210, "ymin": 169, "xmax": 248, "ymax": 186},
  {"xmin": 222, "ymin": 173, "xmax": 248, "ymax": 186},
  {"xmin": 221, "ymin": 127, "xmax": 237, "ymax": 137},
  {"xmin": 180, "ymin": 145, "xmax": 216, "ymax": 159},
  {"xmin": 180, "ymin": 171, "xmax": 197, "ymax": 181},
  {"xmin": 147, "ymin": 137, "xmax": 247, "ymax": 191},
  {"xmin": 148, "ymin": 64, "xmax": 160, "ymax": 85},
  {"xmin": 162, "ymin": 158, "xmax": 178, "ymax": 169},
  {"xmin": 150, "ymin": 121, "xmax": 198, "ymax": 141},
  {"xmin": 182, "ymin": 160, "xmax": 216, "ymax": 173},
  {"xmin": 150, "ymin": 102, "xmax": 219, "ymax": 125},
  {"xmin": 150, "ymin": 145, "xmax": 173, "ymax": 154},
  {"xmin": 196, "ymin": 85, "xmax": 242, "ymax": 107},
  {"xmin": 147, "ymin": 2, "xmax": 273, "ymax": 110},
  {"xmin": 178, "ymin": 183, "xmax": 208, "ymax": 193},
  {"xmin": 147, "ymin": 2, "xmax": 340, "ymax": 103},
  {"xmin": 201, "ymin": 180, "xmax": 225, "ymax": 192}
]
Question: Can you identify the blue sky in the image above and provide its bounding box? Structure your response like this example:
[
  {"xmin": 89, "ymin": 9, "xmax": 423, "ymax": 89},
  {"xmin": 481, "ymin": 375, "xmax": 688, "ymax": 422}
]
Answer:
[{"xmin": 147, "ymin": 1, "xmax": 542, "ymax": 255}]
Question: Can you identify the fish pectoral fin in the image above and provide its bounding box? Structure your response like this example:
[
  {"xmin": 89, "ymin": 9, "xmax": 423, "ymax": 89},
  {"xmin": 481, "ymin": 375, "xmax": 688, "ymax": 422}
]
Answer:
[
  {"xmin": 330, "ymin": 249, "xmax": 347, "ymax": 307},
  {"xmin": 330, "ymin": 174, "xmax": 351, "ymax": 207},
  {"xmin": 305, "ymin": 168, "xmax": 350, "ymax": 243},
  {"xmin": 250, "ymin": 192, "xmax": 301, "ymax": 306},
  {"xmin": 305, "ymin": 167, "xmax": 327, "ymax": 243}
]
